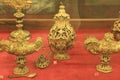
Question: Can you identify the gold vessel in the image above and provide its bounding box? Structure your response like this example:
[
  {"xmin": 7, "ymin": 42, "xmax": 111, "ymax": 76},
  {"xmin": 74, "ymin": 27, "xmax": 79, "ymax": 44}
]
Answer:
[
  {"xmin": 84, "ymin": 33, "xmax": 120, "ymax": 73},
  {"xmin": 0, "ymin": 0, "xmax": 43, "ymax": 75},
  {"xmin": 112, "ymin": 12, "xmax": 120, "ymax": 41},
  {"xmin": 48, "ymin": 2, "xmax": 76, "ymax": 60}
]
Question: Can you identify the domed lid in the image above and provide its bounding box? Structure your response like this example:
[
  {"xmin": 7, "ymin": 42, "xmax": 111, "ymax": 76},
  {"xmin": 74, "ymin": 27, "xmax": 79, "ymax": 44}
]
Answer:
[{"xmin": 54, "ymin": 2, "xmax": 70, "ymax": 20}]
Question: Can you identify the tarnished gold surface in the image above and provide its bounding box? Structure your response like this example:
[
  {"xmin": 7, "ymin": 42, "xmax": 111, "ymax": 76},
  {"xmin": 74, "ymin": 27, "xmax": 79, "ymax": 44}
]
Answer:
[
  {"xmin": 0, "ymin": 0, "xmax": 43, "ymax": 75},
  {"xmin": 35, "ymin": 54, "xmax": 50, "ymax": 69},
  {"xmin": 84, "ymin": 32, "xmax": 120, "ymax": 73},
  {"xmin": 48, "ymin": 2, "xmax": 76, "ymax": 60},
  {"xmin": 112, "ymin": 13, "xmax": 120, "ymax": 40}
]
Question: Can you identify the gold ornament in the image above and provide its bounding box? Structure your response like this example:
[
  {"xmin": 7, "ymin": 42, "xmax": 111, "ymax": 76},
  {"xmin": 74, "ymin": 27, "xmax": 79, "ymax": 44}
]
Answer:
[
  {"xmin": 35, "ymin": 54, "xmax": 50, "ymax": 69},
  {"xmin": 84, "ymin": 32, "xmax": 120, "ymax": 73},
  {"xmin": 0, "ymin": 0, "xmax": 43, "ymax": 75},
  {"xmin": 112, "ymin": 11, "xmax": 120, "ymax": 40},
  {"xmin": 48, "ymin": 2, "xmax": 76, "ymax": 60}
]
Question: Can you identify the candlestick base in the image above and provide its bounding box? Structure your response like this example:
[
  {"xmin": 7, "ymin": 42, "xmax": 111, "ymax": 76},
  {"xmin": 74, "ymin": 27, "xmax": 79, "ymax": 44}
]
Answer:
[
  {"xmin": 96, "ymin": 64, "xmax": 112, "ymax": 73},
  {"xmin": 14, "ymin": 66, "xmax": 29, "ymax": 75}
]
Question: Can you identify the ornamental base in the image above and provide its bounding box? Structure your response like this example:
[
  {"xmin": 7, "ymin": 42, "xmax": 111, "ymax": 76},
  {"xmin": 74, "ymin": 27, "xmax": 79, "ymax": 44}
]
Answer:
[
  {"xmin": 14, "ymin": 66, "xmax": 29, "ymax": 75},
  {"xmin": 54, "ymin": 53, "xmax": 70, "ymax": 60},
  {"xmin": 96, "ymin": 64, "xmax": 112, "ymax": 73}
]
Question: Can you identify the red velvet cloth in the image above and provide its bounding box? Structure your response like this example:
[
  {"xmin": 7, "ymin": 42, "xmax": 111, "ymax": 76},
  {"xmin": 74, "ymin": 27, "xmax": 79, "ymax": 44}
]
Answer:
[{"xmin": 0, "ymin": 29, "xmax": 120, "ymax": 80}]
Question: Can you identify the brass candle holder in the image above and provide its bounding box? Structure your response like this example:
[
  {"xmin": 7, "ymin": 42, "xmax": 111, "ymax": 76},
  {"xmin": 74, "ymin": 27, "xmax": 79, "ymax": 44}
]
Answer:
[
  {"xmin": 84, "ymin": 33, "xmax": 120, "ymax": 73},
  {"xmin": 0, "ymin": 0, "xmax": 43, "ymax": 75},
  {"xmin": 112, "ymin": 12, "xmax": 120, "ymax": 41},
  {"xmin": 48, "ymin": 1, "xmax": 76, "ymax": 60}
]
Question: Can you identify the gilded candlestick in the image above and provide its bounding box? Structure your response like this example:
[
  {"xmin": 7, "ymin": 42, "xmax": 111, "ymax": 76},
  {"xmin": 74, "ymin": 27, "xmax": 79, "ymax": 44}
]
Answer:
[{"xmin": 0, "ymin": 0, "xmax": 43, "ymax": 75}]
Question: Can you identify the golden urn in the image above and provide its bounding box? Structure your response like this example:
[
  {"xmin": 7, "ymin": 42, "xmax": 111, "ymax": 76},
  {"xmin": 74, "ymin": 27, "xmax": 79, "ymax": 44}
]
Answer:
[
  {"xmin": 84, "ymin": 33, "xmax": 120, "ymax": 73},
  {"xmin": 48, "ymin": 2, "xmax": 76, "ymax": 60},
  {"xmin": 0, "ymin": 0, "xmax": 43, "ymax": 75}
]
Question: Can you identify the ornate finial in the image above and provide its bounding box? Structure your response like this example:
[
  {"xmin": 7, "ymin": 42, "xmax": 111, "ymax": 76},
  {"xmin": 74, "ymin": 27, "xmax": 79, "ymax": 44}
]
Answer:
[{"xmin": 54, "ymin": 1, "xmax": 70, "ymax": 21}]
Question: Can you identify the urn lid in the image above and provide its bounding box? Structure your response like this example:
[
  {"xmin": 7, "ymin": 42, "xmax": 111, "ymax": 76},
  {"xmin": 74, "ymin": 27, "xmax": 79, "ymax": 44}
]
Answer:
[{"xmin": 54, "ymin": 2, "xmax": 70, "ymax": 20}]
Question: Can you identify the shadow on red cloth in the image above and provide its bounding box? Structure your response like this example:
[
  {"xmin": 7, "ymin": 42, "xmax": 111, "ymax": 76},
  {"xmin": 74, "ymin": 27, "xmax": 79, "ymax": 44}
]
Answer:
[{"xmin": 0, "ymin": 29, "xmax": 120, "ymax": 80}]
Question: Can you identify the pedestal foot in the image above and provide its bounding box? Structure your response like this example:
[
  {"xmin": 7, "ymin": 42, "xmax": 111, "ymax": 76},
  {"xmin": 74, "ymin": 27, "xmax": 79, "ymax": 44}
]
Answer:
[
  {"xmin": 54, "ymin": 53, "xmax": 70, "ymax": 60},
  {"xmin": 14, "ymin": 66, "xmax": 29, "ymax": 75},
  {"xmin": 96, "ymin": 64, "xmax": 112, "ymax": 73}
]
